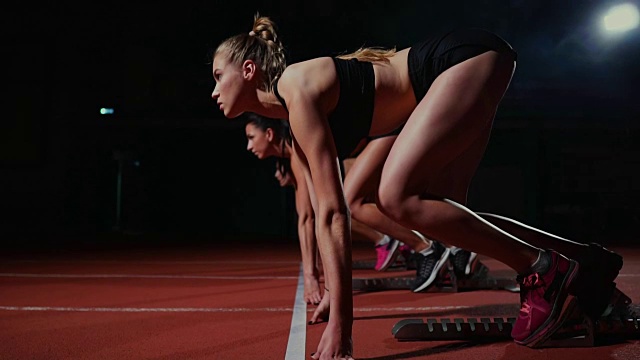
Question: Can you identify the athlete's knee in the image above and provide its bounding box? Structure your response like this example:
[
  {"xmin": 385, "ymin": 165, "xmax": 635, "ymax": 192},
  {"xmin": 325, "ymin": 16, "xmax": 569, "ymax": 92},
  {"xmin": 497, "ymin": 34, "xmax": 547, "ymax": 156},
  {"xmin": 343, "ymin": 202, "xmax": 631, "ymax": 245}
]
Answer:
[
  {"xmin": 344, "ymin": 191, "xmax": 357, "ymax": 211},
  {"xmin": 344, "ymin": 190, "xmax": 360, "ymax": 218},
  {"xmin": 297, "ymin": 211, "xmax": 315, "ymax": 227},
  {"xmin": 375, "ymin": 187, "xmax": 406, "ymax": 223},
  {"xmin": 347, "ymin": 198, "xmax": 365, "ymax": 222}
]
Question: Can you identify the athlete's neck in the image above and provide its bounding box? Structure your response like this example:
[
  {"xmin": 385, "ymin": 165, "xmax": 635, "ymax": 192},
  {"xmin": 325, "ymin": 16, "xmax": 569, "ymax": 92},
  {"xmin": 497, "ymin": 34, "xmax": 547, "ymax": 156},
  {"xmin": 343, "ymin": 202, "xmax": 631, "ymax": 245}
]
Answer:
[{"xmin": 252, "ymin": 89, "xmax": 289, "ymax": 120}]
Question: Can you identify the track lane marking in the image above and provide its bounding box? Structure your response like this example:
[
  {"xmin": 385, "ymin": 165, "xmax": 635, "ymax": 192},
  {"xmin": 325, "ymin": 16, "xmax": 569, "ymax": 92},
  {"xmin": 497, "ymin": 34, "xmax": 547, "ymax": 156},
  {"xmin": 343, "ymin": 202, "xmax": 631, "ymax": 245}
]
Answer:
[
  {"xmin": 0, "ymin": 305, "xmax": 470, "ymax": 313},
  {"xmin": 0, "ymin": 260, "xmax": 299, "ymax": 265},
  {"xmin": 285, "ymin": 263, "xmax": 307, "ymax": 359},
  {"xmin": 2, "ymin": 272, "xmax": 637, "ymax": 280},
  {"xmin": 0, "ymin": 273, "xmax": 298, "ymax": 280}
]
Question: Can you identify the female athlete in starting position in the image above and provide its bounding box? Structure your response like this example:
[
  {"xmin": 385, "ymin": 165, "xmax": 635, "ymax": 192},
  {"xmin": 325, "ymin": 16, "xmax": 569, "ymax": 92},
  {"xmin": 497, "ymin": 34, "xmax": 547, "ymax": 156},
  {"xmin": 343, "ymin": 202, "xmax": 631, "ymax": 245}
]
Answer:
[{"xmin": 211, "ymin": 14, "xmax": 622, "ymax": 359}]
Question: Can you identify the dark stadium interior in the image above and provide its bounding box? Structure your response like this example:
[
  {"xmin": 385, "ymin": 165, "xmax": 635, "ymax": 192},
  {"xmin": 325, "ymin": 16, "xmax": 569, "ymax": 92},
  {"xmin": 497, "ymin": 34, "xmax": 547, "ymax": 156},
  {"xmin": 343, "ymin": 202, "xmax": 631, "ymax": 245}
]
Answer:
[{"xmin": 3, "ymin": 0, "xmax": 639, "ymax": 250}]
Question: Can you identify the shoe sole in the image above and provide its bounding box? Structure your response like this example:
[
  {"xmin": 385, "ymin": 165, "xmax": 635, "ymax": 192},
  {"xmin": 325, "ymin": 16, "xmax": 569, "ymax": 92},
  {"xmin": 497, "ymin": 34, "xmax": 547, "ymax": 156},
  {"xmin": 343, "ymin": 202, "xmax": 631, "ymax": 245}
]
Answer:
[
  {"xmin": 376, "ymin": 240, "xmax": 401, "ymax": 271},
  {"xmin": 514, "ymin": 260, "xmax": 579, "ymax": 347},
  {"xmin": 412, "ymin": 247, "xmax": 452, "ymax": 293}
]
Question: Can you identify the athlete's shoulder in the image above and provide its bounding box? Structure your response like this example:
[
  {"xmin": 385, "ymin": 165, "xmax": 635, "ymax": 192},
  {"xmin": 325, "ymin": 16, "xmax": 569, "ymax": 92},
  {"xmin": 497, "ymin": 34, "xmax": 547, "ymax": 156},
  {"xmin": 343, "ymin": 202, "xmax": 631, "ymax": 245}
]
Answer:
[
  {"xmin": 279, "ymin": 57, "xmax": 337, "ymax": 97},
  {"xmin": 282, "ymin": 57, "xmax": 335, "ymax": 80}
]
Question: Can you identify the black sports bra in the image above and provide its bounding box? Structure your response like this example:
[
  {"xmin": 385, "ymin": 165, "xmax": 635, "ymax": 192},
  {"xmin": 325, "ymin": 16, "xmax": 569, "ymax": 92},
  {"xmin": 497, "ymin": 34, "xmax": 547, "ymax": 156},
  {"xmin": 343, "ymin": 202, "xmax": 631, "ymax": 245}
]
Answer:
[{"xmin": 273, "ymin": 57, "xmax": 375, "ymax": 160}]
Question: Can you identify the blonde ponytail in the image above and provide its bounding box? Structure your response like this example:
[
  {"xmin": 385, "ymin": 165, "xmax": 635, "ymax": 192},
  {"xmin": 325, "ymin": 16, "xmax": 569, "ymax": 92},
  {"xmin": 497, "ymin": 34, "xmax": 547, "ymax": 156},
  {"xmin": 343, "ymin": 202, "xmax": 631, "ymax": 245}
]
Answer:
[{"xmin": 337, "ymin": 46, "xmax": 396, "ymax": 64}]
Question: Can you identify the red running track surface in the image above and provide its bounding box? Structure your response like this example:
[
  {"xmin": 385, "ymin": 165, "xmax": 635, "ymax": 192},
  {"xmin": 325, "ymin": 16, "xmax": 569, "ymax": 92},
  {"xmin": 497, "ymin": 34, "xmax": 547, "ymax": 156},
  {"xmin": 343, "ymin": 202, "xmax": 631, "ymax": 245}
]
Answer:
[{"xmin": 1, "ymin": 238, "xmax": 639, "ymax": 359}]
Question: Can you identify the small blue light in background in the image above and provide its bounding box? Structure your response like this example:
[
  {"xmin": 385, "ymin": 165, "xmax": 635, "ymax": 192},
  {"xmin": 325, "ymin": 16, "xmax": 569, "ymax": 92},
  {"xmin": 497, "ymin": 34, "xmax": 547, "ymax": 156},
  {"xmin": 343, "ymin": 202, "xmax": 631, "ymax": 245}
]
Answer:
[
  {"xmin": 100, "ymin": 108, "xmax": 115, "ymax": 115},
  {"xmin": 133, "ymin": 161, "xmax": 141, "ymax": 167}
]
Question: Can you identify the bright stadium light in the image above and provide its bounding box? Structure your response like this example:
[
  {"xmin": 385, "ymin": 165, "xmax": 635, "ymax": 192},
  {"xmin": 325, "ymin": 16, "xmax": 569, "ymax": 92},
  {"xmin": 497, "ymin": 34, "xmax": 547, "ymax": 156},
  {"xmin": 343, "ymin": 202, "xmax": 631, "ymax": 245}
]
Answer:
[{"xmin": 602, "ymin": 3, "xmax": 639, "ymax": 33}]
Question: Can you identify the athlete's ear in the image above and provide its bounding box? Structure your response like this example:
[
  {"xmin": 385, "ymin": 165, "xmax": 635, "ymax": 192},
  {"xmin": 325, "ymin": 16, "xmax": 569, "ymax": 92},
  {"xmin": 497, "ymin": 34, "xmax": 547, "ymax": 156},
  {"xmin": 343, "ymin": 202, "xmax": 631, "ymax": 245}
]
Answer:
[
  {"xmin": 265, "ymin": 127, "xmax": 274, "ymax": 142},
  {"xmin": 242, "ymin": 60, "xmax": 257, "ymax": 80}
]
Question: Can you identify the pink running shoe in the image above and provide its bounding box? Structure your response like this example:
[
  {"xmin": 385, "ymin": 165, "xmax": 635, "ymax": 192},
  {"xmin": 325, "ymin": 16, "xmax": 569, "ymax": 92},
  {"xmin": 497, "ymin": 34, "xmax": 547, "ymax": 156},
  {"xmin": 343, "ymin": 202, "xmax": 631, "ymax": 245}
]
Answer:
[
  {"xmin": 399, "ymin": 244, "xmax": 413, "ymax": 262},
  {"xmin": 374, "ymin": 238, "xmax": 401, "ymax": 271},
  {"xmin": 511, "ymin": 250, "xmax": 579, "ymax": 347}
]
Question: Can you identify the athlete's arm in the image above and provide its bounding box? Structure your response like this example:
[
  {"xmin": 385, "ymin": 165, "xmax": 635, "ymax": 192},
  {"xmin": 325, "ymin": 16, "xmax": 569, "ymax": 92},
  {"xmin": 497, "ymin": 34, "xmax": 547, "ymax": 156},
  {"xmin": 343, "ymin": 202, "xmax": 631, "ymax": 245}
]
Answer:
[{"xmin": 279, "ymin": 63, "xmax": 353, "ymax": 358}]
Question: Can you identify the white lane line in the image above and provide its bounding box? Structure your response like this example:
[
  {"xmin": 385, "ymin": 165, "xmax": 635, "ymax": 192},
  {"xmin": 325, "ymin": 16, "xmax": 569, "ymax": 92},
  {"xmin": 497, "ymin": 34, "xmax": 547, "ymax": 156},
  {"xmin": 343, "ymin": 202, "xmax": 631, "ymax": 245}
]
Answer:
[
  {"xmin": 2, "ymin": 272, "xmax": 637, "ymax": 280},
  {"xmin": 285, "ymin": 263, "xmax": 307, "ymax": 360},
  {"xmin": 0, "ymin": 305, "xmax": 470, "ymax": 313},
  {"xmin": 0, "ymin": 260, "xmax": 299, "ymax": 265},
  {"xmin": 0, "ymin": 306, "xmax": 297, "ymax": 313},
  {"xmin": 0, "ymin": 273, "xmax": 297, "ymax": 280}
]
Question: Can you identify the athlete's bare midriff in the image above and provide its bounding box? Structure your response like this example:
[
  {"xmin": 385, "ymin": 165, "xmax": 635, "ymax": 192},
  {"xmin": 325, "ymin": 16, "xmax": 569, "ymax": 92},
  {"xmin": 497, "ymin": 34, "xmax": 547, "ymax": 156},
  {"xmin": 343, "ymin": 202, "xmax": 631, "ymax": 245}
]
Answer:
[{"xmin": 369, "ymin": 48, "xmax": 417, "ymax": 137}]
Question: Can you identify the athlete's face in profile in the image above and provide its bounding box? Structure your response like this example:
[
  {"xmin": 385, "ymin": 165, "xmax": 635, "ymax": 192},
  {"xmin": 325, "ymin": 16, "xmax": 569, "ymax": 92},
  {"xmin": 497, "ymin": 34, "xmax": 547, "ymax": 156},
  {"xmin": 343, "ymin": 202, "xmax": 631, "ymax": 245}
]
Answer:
[
  {"xmin": 211, "ymin": 52, "xmax": 247, "ymax": 118},
  {"xmin": 245, "ymin": 123, "xmax": 276, "ymax": 159}
]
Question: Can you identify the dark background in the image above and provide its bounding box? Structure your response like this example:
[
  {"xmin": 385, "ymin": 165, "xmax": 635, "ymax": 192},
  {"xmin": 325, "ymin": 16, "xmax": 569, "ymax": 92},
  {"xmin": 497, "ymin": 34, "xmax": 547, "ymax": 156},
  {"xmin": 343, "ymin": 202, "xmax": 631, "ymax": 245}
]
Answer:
[{"xmin": 3, "ymin": 0, "xmax": 639, "ymax": 249}]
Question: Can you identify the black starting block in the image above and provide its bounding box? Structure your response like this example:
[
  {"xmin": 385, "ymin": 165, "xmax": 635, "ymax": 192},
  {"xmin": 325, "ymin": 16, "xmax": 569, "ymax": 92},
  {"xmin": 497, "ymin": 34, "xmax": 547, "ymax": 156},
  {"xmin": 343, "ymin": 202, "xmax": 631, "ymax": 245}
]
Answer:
[
  {"xmin": 352, "ymin": 259, "xmax": 408, "ymax": 270},
  {"xmin": 352, "ymin": 260, "xmax": 519, "ymax": 293},
  {"xmin": 352, "ymin": 259, "xmax": 378, "ymax": 270},
  {"xmin": 391, "ymin": 287, "xmax": 639, "ymax": 348}
]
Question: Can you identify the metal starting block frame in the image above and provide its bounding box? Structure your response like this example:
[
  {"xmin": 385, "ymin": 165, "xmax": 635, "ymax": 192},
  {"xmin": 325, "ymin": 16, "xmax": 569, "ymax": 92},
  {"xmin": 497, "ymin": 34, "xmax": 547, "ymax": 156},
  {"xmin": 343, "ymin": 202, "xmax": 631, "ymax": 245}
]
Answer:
[
  {"xmin": 352, "ymin": 260, "xmax": 519, "ymax": 293},
  {"xmin": 391, "ymin": 287, "xmax": 640, "ymax": 348}
]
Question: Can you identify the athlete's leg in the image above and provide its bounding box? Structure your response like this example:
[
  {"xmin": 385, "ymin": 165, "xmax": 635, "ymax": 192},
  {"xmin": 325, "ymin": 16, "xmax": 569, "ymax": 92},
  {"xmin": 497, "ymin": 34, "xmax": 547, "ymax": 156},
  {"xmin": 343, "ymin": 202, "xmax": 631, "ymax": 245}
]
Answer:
[
  {"xmin": 475, "ymin": 211, "xmax": 623, "ymax": 318},
  {"xmin": 377, "ymin": 51, "xmax": 532, "ymax": 270},
  {"xmin": 378, "ymin": 50, "xmax": 579, "ymax": 346},
  {"xmin": 344, "ymin": 136, "xmax": 430, "ymax": 252}
]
